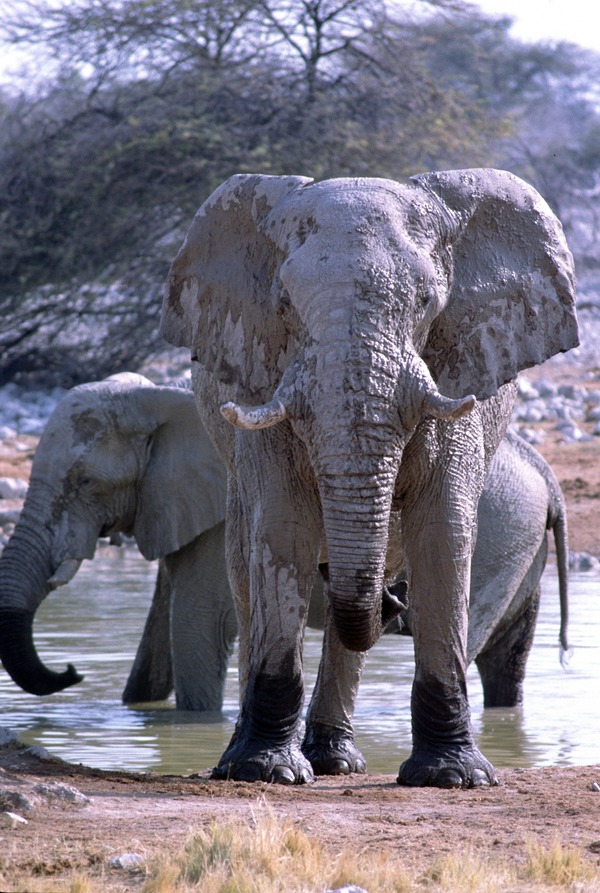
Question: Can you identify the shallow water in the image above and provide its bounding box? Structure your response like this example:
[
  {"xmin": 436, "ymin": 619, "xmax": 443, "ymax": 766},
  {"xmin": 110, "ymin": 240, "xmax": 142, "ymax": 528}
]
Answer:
[{"xmin": 1, "ymin": 545, "xmax": 598, "ymax": 775}]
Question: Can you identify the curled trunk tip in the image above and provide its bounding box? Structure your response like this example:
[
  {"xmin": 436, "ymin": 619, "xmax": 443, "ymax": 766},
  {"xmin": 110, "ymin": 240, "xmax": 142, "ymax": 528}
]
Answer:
[{"xmin": 0, "ymin": 608, "xmax": 84, "ymax": 696}]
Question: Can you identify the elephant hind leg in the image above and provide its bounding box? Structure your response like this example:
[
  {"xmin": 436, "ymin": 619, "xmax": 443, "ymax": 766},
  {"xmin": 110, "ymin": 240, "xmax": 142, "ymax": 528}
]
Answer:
[{"xmin": 475, "ymin": 586, "xmax": 541, "ymax": 708}]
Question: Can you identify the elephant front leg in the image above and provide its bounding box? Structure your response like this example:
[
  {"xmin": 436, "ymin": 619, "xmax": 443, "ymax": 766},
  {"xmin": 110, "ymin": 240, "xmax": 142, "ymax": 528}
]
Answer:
[
  {"xmin": 398, "ymin": 455, "xmax": 497, "ymax": 789},
  {"xmin": 212, "ymin": 435, "xmax": 321, "ymax": 784}
]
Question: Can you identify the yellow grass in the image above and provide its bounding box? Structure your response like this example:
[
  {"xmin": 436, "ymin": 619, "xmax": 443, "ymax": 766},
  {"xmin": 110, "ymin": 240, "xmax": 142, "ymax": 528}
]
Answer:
[
  {"xmin": 4, "ymin": 804, "xmax": 600, "ymax": 893},
  {"xmin": 138, "ymin": 801, "xmax": 600, "ymax": 893}
]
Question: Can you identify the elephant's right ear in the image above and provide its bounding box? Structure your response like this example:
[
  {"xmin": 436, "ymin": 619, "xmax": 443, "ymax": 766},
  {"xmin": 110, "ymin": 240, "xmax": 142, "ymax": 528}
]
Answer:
[{"xmin": 160, "ymin": 173, "xmax": 313, "ymax": 402}]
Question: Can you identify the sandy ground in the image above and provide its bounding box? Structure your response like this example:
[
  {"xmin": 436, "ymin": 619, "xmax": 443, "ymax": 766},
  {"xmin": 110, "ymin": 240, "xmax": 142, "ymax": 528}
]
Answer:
[{"xmin": 1, "ymin": 356, "xmax": 600, "ymax": 890}]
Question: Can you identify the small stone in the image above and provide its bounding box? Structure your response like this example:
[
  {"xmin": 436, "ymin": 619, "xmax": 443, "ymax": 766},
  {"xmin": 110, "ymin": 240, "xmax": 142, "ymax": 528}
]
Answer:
[
  {"xmin": 0, "ymin": 789, "xmax": 38, "ymax": 813},
  {"xmin": 25, "ymin": 744, "xmax": 52, "ymax": 760},
  {"xmin": 32, "ymin": 781, "xmax": 91, "ymax": 806},
  {"xmin": 591, "ymin": 782, "xmax": 600, "ymax": 792},
  {"xmin": 0, "ymin": 728, "xmax": 19, "ymax": 747},
  {"xmin": 569, "ymin": 552, "xmax": 600, "ymax": 573},
  {"xmin": 109, "ymin": 852, "xmax": 145, "ymax": 871},
  {"xmin": 0, "ymin": 811, "xmax": 28, "ymax": 828},
  {"xmin": 0, "ymin": 477, "xmax": 28, "ymax": 500}
]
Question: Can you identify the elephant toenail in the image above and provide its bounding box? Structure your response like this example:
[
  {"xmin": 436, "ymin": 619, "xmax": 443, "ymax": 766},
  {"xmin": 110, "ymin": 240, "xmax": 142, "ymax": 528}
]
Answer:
[{"xmin": 270, "ymin": 766, "xmax": 296, "ymax": 784}]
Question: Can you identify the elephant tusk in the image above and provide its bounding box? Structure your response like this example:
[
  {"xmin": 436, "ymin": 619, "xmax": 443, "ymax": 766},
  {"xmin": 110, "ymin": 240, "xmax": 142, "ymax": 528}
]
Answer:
[
  {"xmin": 47, "ymin": 558, "xmax": 83, "ymax": 590},
  {"xmin": 422, "ymin": 391, "xmax": 476, "ymax": 421},
  {"xmin": 220, "ymin": 398, "xmax": 288, "ymax": 430}
]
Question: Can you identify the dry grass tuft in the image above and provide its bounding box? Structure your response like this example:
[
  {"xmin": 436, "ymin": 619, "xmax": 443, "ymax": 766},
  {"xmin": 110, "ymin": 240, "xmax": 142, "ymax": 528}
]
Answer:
[{"xmin": 525, "ymin": 837, "xmax": 598, "ymax": 888}]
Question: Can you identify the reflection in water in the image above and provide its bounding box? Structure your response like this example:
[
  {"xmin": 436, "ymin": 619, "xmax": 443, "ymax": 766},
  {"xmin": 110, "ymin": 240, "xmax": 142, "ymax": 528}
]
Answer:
[{"xmin": 0, "ymin": 545, "xmax": 599, "ymax": 774}]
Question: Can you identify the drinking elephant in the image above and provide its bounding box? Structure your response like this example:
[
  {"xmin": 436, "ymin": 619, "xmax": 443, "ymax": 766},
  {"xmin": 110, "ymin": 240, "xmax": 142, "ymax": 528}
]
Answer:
[
  {"xmin": 160, "ymin": 169, "xmax": 578, "ymax": 787},
  {"xmin": 0, "ymin": 372, "xmax": 235, "ymax": 711}
]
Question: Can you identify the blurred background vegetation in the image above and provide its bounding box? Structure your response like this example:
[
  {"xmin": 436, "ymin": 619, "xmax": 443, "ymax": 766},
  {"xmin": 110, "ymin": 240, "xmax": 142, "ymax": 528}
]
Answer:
[{"xmin": 1, "ymin": 0, "xmax": 598, "ymax": 386}]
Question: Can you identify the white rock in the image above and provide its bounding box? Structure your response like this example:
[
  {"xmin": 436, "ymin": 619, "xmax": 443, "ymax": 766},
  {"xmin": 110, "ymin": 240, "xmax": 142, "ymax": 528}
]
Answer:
[
  {"xmin": 0, "ymin": 811, "xmax": 28, "ymax": 828},
  {"xmin": 32, "ymin": 781, "xmax": 91, "ymax": 805},
  {"xmin": 17, "ymin": 417, "xmax": 46, "ymax": 436},
  {"xmin": 517, "ymin": 378, "xmax": 539, "ymax": 401},
  {"xmin": 109, "ymin": 852, "xmax": 145, "ymax": 871},
  {"xmin": 0, "ymin": 478, "xmax": 28, "ymax": 500},
  {"xmin": 534, "ymin": 377, "xmax": 558, "ymax": 398},
  {"xmin": 569, "ymin": 552, "xmax": 600, "ymax": 572}
]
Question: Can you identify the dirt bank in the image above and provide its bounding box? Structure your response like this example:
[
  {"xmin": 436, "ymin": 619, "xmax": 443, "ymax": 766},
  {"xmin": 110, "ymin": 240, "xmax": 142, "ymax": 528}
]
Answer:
[
  {"xmin": 1, "ymin": 741, "xmax": 600, "ymax": 891},
  {"xmin": 1, "ymin": 356, "xmax": 599, "ymax": 891}
]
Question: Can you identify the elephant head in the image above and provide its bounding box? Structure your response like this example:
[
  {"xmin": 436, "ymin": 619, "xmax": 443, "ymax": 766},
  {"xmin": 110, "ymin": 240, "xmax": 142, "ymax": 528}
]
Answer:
[
  {"xmin": 0, "ymin": 373, "xmax": 226, "ymax": 695},
  {"xmin": 161, "ymin": 170, "xmax": 577, "ymax": 653}
]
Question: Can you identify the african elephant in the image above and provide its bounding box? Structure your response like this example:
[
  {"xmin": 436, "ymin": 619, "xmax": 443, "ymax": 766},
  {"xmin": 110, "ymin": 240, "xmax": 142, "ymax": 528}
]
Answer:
[
  {"xmin": 160, "ymin": 169, "xmax": 578, "ymax": 787},
  {"xmin": 0, "ymin": 373, "xmax": 236, "ymax": 711},
  {"xmin": 391, "ymin": 428, "xmax": 570, "ymax": 708}
]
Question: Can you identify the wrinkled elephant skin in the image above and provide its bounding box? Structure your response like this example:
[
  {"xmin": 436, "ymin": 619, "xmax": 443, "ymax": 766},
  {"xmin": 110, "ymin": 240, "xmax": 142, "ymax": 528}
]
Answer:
[{"xmin": 160, "ymin": 169, "xmax": 577, "ymax": 787}]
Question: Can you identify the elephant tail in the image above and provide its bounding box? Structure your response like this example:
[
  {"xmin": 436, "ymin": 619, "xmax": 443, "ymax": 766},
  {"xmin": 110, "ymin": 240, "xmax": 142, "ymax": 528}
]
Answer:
[{"xmin": 548, "ymin": 478, "xmax": 570, "ymax": 664}]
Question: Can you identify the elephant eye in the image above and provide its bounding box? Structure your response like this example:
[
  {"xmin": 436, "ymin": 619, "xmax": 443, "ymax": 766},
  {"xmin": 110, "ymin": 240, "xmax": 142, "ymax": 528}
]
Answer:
[{"xmin": 419, "ymin": 282, "xmax": 438, "ymax": 311}]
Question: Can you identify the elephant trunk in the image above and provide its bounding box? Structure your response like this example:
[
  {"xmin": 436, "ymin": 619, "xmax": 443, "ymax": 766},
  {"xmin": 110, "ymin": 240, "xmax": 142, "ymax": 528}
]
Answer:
[
  {"xmin": 319, "ymin": 464, "xmax": 399, "ymax": 653},
  {"xmin": 0, "ymin": 516, "xmax": 84, "ymax": 695},
  {"xmin": 0, "ymin": 607, "xmax": 83, "ymax": 695}
]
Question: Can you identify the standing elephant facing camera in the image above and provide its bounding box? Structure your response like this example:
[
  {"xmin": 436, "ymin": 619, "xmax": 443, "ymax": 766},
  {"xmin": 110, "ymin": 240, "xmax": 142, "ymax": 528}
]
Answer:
[{"xmin": 161, "ymin": 169, "xmax": 578, "ymax": 787}]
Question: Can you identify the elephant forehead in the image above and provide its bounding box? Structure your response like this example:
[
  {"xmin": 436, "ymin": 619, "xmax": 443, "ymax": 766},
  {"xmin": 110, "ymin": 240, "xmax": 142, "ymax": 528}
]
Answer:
[
  {"xmin": 272, "ymin": 177, "xmax": 416, "ymax": 240},
  {"xmin": 273, "ymin": 181, "xmax": 439, "ymax": 284}
]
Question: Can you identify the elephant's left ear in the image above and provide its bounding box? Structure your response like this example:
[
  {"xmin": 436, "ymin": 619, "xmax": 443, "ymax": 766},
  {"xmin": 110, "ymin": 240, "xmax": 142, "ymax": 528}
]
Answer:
[
  {"xmin": 415, "ymin": 168, "xmax": 579, "ymax": 401},
  {"xmin": 132, "ymin": 387, "xmax": 227, "ymax": 561}
]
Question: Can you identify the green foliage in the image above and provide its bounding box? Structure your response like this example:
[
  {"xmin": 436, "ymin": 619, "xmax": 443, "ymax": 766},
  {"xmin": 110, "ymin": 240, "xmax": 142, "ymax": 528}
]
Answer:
[{"xmin": 0, "ymin": 0, "xmax": 599, "ymax": 384}]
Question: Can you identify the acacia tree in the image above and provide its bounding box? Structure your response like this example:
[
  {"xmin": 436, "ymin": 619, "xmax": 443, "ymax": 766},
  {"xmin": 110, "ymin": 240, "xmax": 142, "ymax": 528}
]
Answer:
[{"xmin": 1, "ymin": 0, "xmax": 596, "ymax": 384}]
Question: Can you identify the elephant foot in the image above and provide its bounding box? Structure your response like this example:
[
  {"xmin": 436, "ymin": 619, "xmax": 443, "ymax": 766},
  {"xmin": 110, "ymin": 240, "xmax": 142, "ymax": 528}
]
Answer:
[
  {"xmin": 302, "ymin": 722, "xmax": 367, "ymax": 776},
  {"xmin": 397, "ymin": 746, "xmax": 498, "ymax": 789},
  {"xmin": 212, "ymin": 739, "xmax": 314, "ymax": 785}
]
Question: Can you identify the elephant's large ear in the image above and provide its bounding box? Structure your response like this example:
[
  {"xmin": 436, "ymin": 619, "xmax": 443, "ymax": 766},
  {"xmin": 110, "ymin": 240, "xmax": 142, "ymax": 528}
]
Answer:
[
  {"xmin": 415, "ymin": 168, "xmax": 579, "ymax": 400},
  {"xmin": 160, "ymin": 173, "xmax": 313, "ymax": 402},
  {"xmin": 131, "ymin": 387, "xmax": 226, "ymax": 561}
]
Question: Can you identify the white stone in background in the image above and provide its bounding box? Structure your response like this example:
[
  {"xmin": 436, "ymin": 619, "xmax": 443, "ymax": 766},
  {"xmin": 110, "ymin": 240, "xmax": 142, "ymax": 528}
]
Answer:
[
  {"xmin": 570, "ymin": 552, "xmax": 600, "ymax": 572},
  {"xmin": 515, "ymin": 403, "xmax": 546, "ymax": 423},
  {"xmin": 0, "ymin": 426, "xmax": 17, "ymax": 440},
  {"xmin": 534, "ymin": 377, "xmax": 559, "ymax": 398},
  {"xmin": 0, "ymin": 478, "xmax": 28, "ymax": 499},
  {"xmin": 32, "ymin": 781, "xmax": 91, "ymax": 805},
  {"xmin": 555, "ymin": 420, "xmax": 594, "ymax": 443},
  {"xmin": 517, "ymin": 378, "xmax": 540, "ymax": 400},
  {"xmin": 0, "ymin": 811, "xmax": 28, "ymax": 828},
  {"xmin": 109, "ymin": 853, "xmax": 145, "ymax": 871},
  {"xmin": 16, "ymin": 417, "xmax": 46, "ymax": 436},
  {"xmin": 0, "ymin": 509, "xmax": 21, "ymax": 526},
  {"xmin": 514, "ymin": 426, "xmax": 546, "ymax": 445},
  {"xmin": 586, "ymin": 406, "xmax": 600, "ymax": 422}
]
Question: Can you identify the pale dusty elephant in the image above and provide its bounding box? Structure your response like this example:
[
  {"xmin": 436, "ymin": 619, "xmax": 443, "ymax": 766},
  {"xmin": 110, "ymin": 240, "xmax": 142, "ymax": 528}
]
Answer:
[
  {"xmin": 160, "ymin": 169, "xmax": 578, "ymax": 787},
  {"xmin": 0, "ymin": 373, "xmax": 235, "ymax": 711}
]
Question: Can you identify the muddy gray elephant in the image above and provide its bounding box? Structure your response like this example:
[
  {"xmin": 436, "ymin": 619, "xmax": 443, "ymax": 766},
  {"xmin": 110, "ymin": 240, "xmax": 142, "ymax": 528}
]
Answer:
[
  {"xmin": 0, "ymin": 373, "xmax": 235, "ymax": 711},
  {"xmin": 160, "ymin": 169, "xmax": 578, "ymax": 786}
]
